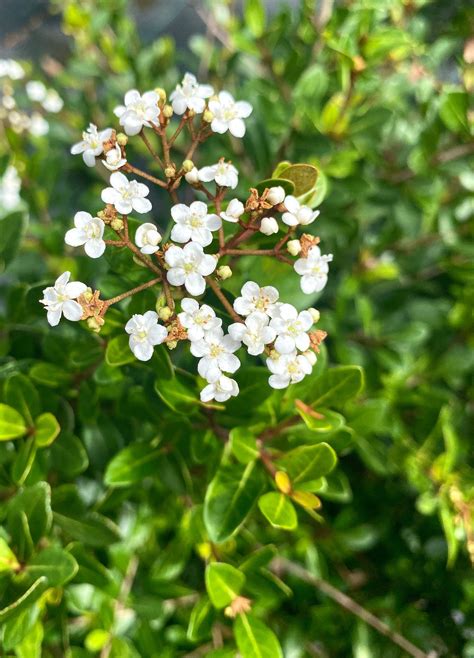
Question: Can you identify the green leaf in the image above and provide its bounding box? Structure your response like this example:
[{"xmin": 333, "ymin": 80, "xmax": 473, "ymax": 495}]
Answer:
[
  {"xmin": 0, "ymin": 403, "xmax": 27, "ymax": 440},
  {"xmin": 2, "ymin": 604, "xmax": 40, "ymax": 651},
  {"xmin": 23, "ymin": 547, "xmax": 78, "ymax": 586},
  {"xmin": 0, "ymin": 211, "xmax": 27, "ymax": 266},
  {"xmin": 439, "ymin": 91, "xmax": 469, "ymax": 134},
  {"xmin": 305, "ymin": 366, "xmax": 364, "ymax": 408},
  {"xmin": 105, "ymin": 334, "xmax": 135, "ymax": 366},
  {"xmin": 205, "ymin": 562, "xmax": 245, "ymax": 608},
  {"xmin": 33, "ymin": 412, "xmax": 60, "ymax": 447},
  {"xmin": 204, "ymin": 461, "xmax": 265, "ymax": 543},
  {"xmin": 50, "ymin": 433, "xmax": 89, "ymax": 477},
  {"xmin": 11, "ymin": 437, "xmax": 37, "ymax": 485},
  {"xmin": 0, "ymin": 577, "xmax": 48, "ymax": 624},
  {"xmin": 53, "ymin": 512, "xmax": 121, "ymax": 547},
  {"xmin": 187, "ymin": 596, "xmax": 214, "ymax": 641},
  {"xmin": 254, "ymin": 177, "xmax": 295, "ymax": 197},
  {"xmin": 4, "ymin": 374, "xmax": 40, "ymax": 426},
  {"xmin": 15, "ymin": 620, "xmax": 44, "ymax": 658},
  {"xmin": 154, "ymin": 374, "xmax": 202, "ymax": 414},
  {"xmin": 296, "ymin": 406, "xmax": 345, "ymax": 434},
  {"xmin": 244, "ymin": 0, "xmax": 265, "ymax": 38},
  {"xmin": 279, "ymin": 164, "xmax": 318, "ymax": 196},
  {"xmin": 234, "ymin": 613, "xmax": 283, "ymax": 658},
  {"xmin": 0, "ymin": 537, "xmax": 20, "ymax": 573},
  {"xmin": 277, "ymin": 443, "xmax": 337, "ymax": 486},
  {"xmin": 7, "ymin": 482, "xmax": 52, "ymax": 554},
  {"xmin": 258, "ymin": 492, "xmax": 297, "ymax": 530},
  {"xmin": 29, "ymin": 362, "xmax": 71, "ymax": 388},
  {"xmin": 229, "ymin": 427, "xmax": 259, "ymax": 464},
  {"xmin": 104, "ymin": 443, "xmax": 163, "ymax": 487}
]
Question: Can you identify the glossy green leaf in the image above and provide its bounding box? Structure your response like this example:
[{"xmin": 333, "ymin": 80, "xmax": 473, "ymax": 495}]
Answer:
[
  {"xmin": 258, "ymin": 492, "xmax": 297, "ymax": 530},
  {"xmin": 0, "ymin": 537, "xmax": 20, "ymax": 573},
  {"xmin": 229, "ymin": 427, "xmax": 259, "ymax": 464},
  {"xmin": 104, "ymin": 442, "xmax": 163, "ymax": 486},
  {"xmin": 24, "ymin": 547, "xmax": 78, "ymax": 586},
  {"xmin": 205, "ymin": 562, "xmax": 245, "ymax": 608},
  {"xmin": 0, "ymin": 577, "xmax": 48, "ymax": 624},
  {"xmin": 277, "ymin": 443, "xmax": 337, "ymax": 485},
  {"xmin": 234, "ymin": 613, "xmax": 283, "ymax": 658},
  {"xmin": 0, "ymin": 403, "xmax": 27, "ymax": 440},
  {"xmin": 34, "ymin": 412, "xmax": 60, "ymax": 447},
  {"xmin": 105, "ymin": 334, "xmax": 135, "ymax": 366}
]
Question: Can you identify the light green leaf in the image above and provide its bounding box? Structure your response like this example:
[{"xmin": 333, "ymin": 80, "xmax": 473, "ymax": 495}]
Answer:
[
  {"xmin": 15, "ymin": 621, "xmax": 44, "ymax": 658},
  {"xmin": 229, "ymin": 427, "xmax": 259, "ymax": 464},
  {"xmin": 0, "ymin": 537, "xmax": 20, "ymax": 573},
  {"xmin": 205, "ymin": 562, "xmax": 245, "ymax": 609},
  {"xmin": 306, "ymin": 366, "xmax": 364, "ymax": 408},
  {"xmin": 105, "ymin": 334, "xmax": 135, "ymax": 366},
  {"xmin": 439, "ymin": 91, "xmax": 469, "ymax": 134},
  {"xmin": 258, "ymin": 492, "xmax": 297, "ymax": 530},
  {"xmin": 296, "ymin": 406, "xmax": 345, "ymax": 434},
  {"xmin": 104, "ymin": 443, "xmax": 163, "ymax": 487},
  {"xmin": 0, "ymin": 577, "xmax": 48, "ymax": 624},
  {"xmin": 34, "ymin": 412, "xmax": 60, "ymax": 447},
  {"xmin": 24, "ymin": 547, "xmax": 78, "ymax": 586},
  {"xmin": 0, "ymin": 403, "xmax": 27, "ymax": 441},
  {"xmin": 244, "ymin": 0, "xmax": 265, "ymax": 38},
  {"xmin": 277, "ymin": 443, "xmax": 337, "ymax": 486},
  {"xmin": 187, "ymin": 596, "xmax": 214, "ymax": 641},
  {"xmin": 234, "ymin": 613, "xmax": 283, "ymax": 658},
  {"xmin": 5, "ymin": 374, "xmax": 40, "ymax": 426},
  {"xmin": 279, "ymin": 164, "xmax": 319, "ymax": 197}
]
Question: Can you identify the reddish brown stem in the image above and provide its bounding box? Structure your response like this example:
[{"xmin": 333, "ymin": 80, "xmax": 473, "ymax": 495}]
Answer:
[{"xmin": 206, "ymin": 276, "xmax": 242, "ymax": 323}]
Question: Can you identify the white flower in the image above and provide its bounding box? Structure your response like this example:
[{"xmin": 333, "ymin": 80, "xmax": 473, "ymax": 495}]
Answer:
[
  {"xmin": 198, "ymin": 161, "xmax": 238, "ymax": 189},
  {"xmin": 0, "ymin": 165, "xmax": 21, "ymax": 211},
  {"xmin": 42, "ymin": 90, "xmax": 63, "ymax": 113},
  {"xmin": 260, "ymin": 216, "xmax": 279, "ymax": 235},
  {"xmin": 287, "ymin": 239, "xmax": 302, "ymax": 256},
  {"xmin": 294, "ymin": 246, "xmax": 333, "ymax": 294},
  {"xmin": 135, "ymin": 222, "xmax": 162, "ymax": 254},
  {"xmin": 170, "ymin": 72, "xmax": 214, "ymax": 115},
  {"xmin": 178, "ymin": 298, "xmax": 222, "ymax": 341},
  {"xmin": 229, "ymin": 312, "xmax": 276, "ymax": 356},
  {"xmin": 270, "ymin": 303, "xmax": 313, "ymax": 354},
  {"xmin": 282, "ymin": 195, "xmax": 320, "ymax": 227},
  {"xmin": 0, "ymin": 59, "xmax": 24, "ymax": 80},
  {"xmin": 40, "ymin": 271, "xmax": 86, "ymax": 327},
  {"xmin": 170, "ymin": 201, "xmax": 222, "ymax": 247},
  {"xmin": 125, "ymin": 311, "xmax": 168, "ymax": 361},
  {"xmin": 65, "ymin": 211, "xmax": 106, "ymax": 259},
  {"xmin": 114, "ymin": 89, "xmax": 160, "ymax": 136},
  {"xmin": 267, "ymin": 186, "xmax": 286, "ymax": 205},
  {"xmin": 208, "ymin": 91, "xmax": 252, "ymax": 138},
  {"xmin": 103, "ymin": 144, "xmax": 127, "ymax": 171},
  {"xmin": 267, "ymin": 351, "xmax": 313, "ymax": 389},
  {"xmin": 71, "ymin": 123, "xmax": 113, "ymax": 167},
  {"xmin": 190, "ymin": 329, "xmax": 240, "ymax": 382},
  {"xmin": 185, "ymin": 167, "xmax": 200, "ymax": 184},
  {"xmin": 200, "ymin": 375, "xmax": 239, "ymax": 403},
  {"xmin": 26, "ymin": 80, "xmax": 47, "ymax": 102},
  {"xmin": 233, "ymin": 281, "xmax": 279, "ymax": 317},
  {"xmin": 165, "ymin": 242, "xmax": 217, "ymax": 296},
  {"xmin": 221, "ymin": 198, "xmax": 244, "ymax": 223},
  {"xmin": 101, "ymin": 172, "xmax": 152, "ymax": 215},
  {"xmin": 29, "ymin": 113, "xmax": 49, "ymax": 137}
]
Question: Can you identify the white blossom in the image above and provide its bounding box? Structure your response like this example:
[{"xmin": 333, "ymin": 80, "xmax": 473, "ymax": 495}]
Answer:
[
  {"xmin": 233, "ymin": 281, "xmax": 279, "ymax": 317},
  {"xmin": 266, "ymin": 186, "xmax": 286, "ymax": 205},
  {"xmin": 170, "ymin": 201, "xmax": 221, "ymax": 247},
  {"xmin": 71, "ymin": 123, "xmax": 113, "ymax": 167},
  {"xmin": 125, "ymin": 311, "xmax": 168, "ymax": 361},
  {"xmin": 190, "ymin": 329, "xmax": 241, "ymax": 382},
  {"xmin": 40, "ymin": 271, "xmax": 86, "ymax": 327},
  {"xmin": 198, "ymin": 160, "xmax": 238, "ymax": 189},
  {"xmin": 42, "ymin": 89, "xmax": 63, "ymax": 113},
  {"xmin": 65, "ymin": 211, "xmax": 106, "ymax": 259},
  {"xmin": 178, "ymin": 298, "xmax": 222, "ymax": 341},
  {"xmin": 282, "ymin": 195, "xmax": 320, "ymax": 227},
  {"xmin": 29, "ymin": 113, "xmax": 49, "ymax": 137},
  {"xmin": 114, "ymin": 89, "xmax": 160, "ymax": 136},
  {"xmin": 101, "ymin": 172, "xmax": 152, "ymax": 215},
  {"xmin": 267, "ymin": 351, "xmax": 313, "ymax": 389},
  {"xmin": 228, "ymin": 312, "xmax": 276, "ymax": 356},
  {"xmin": 260, "ymin": 216, "xmax": 279, "ymax": 235},
  {"xmin": 26, "ymin": 80, "xmax": 47, "ymax": 102},
  {"xmin": 184, "ymin": 166, "xmax": 200, "ymax": 184},
  {"xmin": 221, "ymin": 198, "xmax": 244, "ymax": 223},
  {"xmin": 200, "ymin": 375, "xmax": 239, "ymax": 403},
  {"xmin": 165, "ymin": 242, "xmax": 217, "ymax": 296},
  {"xmin": 0, "ymin": 59, "xmax": 24, "ymax": 80},
  {"xmin": 170, "ymin": 72, "xmax": 214, "ymax": 115},
  {"xmin": 0, "ymin": 165, "xmax": 21, "ymax": 212},
  {"xmin": 208, "ymin": 91, "xmax": 252, "ymax": 138},
  {"xmin": 135, "ymin": 222, "xmax": 162, "ymax": 254},
  {"xmin": 287, "ymin": 239, "xmax": 302, "ymax": 256},
  {"xmin": 294, "ymin": 245, "xmax": 333, "ymax": 294},
  {"xmin": 270, "ymin": 303, "xmax": 313, "ymax": 354},
  {"xmin": 103, "ymin": 144, "xmax": 126, "ymax": 171}
]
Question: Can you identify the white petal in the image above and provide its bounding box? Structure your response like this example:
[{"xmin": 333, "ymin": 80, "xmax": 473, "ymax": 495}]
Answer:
[
  {"xmin": 275, "ymin": 335, "xmax": 295, "ymax": 354},
  {"xmin": 62, "ymin": 300, "xmax": 83, "ymax": 321},
  {"xmin": 132, "ymin": 197, "xmax": 152, "ymax": 214},
  {"xmin": 229, "ymin": 118, "xmax": 246, "ymax": 138},
  {"xmin": 47, "ymin": 308, "xmax": 62, "ymax": 326},
  {"xmin": 167, "ymin": 268, "xmax": 186, "ymax": 287},
  {"xmin": 64, "ymin": 281, "xmax": 87, "ymax": 298},
  {"xmin": 65, "ymin": 228, "xmax": 86, "ymax": 247},
  {"xmin": 185, "ymin": 273, "xmax": 205, "ymax": 296},
  {"xmin": 84, "ymin": 238, "xmax": 106, "ymax": 258}
]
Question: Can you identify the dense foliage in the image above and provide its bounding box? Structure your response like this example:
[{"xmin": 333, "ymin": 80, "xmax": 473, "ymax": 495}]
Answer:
[{"xmin": 0, "ymin": 1, "xmax": 473, "ymax": 656}]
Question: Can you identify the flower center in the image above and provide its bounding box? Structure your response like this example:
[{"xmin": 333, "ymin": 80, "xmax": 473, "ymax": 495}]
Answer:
[
  {"xmin": 210, "ymin": 344, "xmax": 223, "ymax": 358},
  {"xmin": 288, "ymin": 361, "xmax": 299, "ymax": 374},
  {"xmin": 189, "ymin": 214, "xmax": 203, "ymax": 228},
  {"xmin": 184, "ymin": 262, "xmax": 196, "ymax": 274}
]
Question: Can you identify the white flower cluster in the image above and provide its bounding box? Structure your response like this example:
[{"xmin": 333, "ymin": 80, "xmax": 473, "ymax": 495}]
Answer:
[
  {"xmin": 0, "ymin": 165, "xmax": 21, "ymax": 213},
  {"xmin": 42, "ymin": 73, "xmax": 333, "ymax": 404},
  {"xmin": 0, "ymin": 64, "xmax": 63, "ymax": 137}
]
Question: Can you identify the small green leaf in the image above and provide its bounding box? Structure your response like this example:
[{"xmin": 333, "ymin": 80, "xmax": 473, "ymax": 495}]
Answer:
[
  {"xmin": 229, "ymin": 427, "xmax": 259, "ymax": 464},
  {"xmin": 254, "ymin": 177, "xmax": 295, "ymax": 197},
  {"xmin": 0, "ymin": 537, "xmax": 20, "ymax": 573},
  {"xmin": 29, "ymin": 362, "xmax": 71, "ymax": 388},
  {"xmin": 24, "ymin": 547, "xmax": 78, "ymax": 586},
  {"xmin": 279, "ymin": 164, "xmax": 319, "ymax": 196},
  {"xmin": 244, "ymin": 0, "xmax": 265, "ymax": 38},
  {"xmin": 306, "ymin": 366, "xmax": 364, "ymax": 408},
  {"xmin": 205, "ymin": 562, "xmax": 245, "ymax": 609},
  {"xmin": 234, "ymin": 613, "xmax": 283, "ymax": 658},
  {"xmin": 105, "ymin": 334, "xmax": 135, "ymax": 366},
  {"xmin": 155, "ymin": 374, "xmax": 202, "ymax": 414},
  {"xmin": 277, "ymin": 443, "xmax": 337, "ymax": 485},
  {"xmin": 53, "ymin": 512, "xmax": 121, "ymax": 547},
  {"xmin": 0, "ymin": 403, "xmax": 27, "ymax": 441},
  {"xmin": 104, "ymin": 443, "xmax": 163, "ymax": 487},
  {"xmin": 296, "ymin": 406, "xmax": 345, "ymax": 434},
  {"xmin": 258, "ymin": 492, "xmax": 297, "ymax": 530},
  {"xmin": 439, "ymin": 91, "xmax": 469, "ymax": 134},
  {"xmin": 5, "ymin": 374, "xmax": 40, "ymax": 426},
  {"xmin": 0, "ymin": 577, "xmax": 48, "ymax": 624},
  {"xmin": 187, "ymin": 596, "xmax": 214, "ymax": 641},
  {"xmin": 34, "ymin": 412, "xmax": 60, "ymax": 447}
]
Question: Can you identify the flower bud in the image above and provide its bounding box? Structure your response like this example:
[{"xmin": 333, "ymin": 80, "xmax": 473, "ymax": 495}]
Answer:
[
  {"xmin": 182, "ymin": 159, "xmax": 194, "ymax": 173},
  {"xmin": 163, "ymin": 104, "xmax": 173, "ymax": 118},
  {"xmin": 203, "ymin": 109, "xmax": 214, "ymax": 123},
  {"xmin": 259, "ymin": 216, "xmax": 279, "ymax": 236},
  {"xmin": 166, "ymin": 340, "xmax": 178, "ymax": 350},
  {"xmin": 275, "ymin": 471, "xmax": 292, "ymax": 495},
  {"xmin": 185, "ymin": 167, "xmax": 200, "ymax": 184},
  {"xmin": 110, "ymin": 218, "xmax": 124, "ymax": 232},
  {"xmin": 187, "ymin": 108, "xmax": 196, "ymax": 118},
  {"xmin": 116, "ymin": 132, "xmax": 128, "ymax": 146},
  {"xmin": 158, "ymin": 306, "xmax": 173, "ymax": 322},
  {"xmin": 82, "ymin": 288, "xmax": 94, "ymax": 303},
  {"xmin": 164, "ymin": 165, "xmax": 176, "ymax": 179},
  {"xmin": 87, "ymin": 316, "xmax": 104, "ymax": 333},
  {"xmin": 267, "ymin": 185, "xmax": 286, "ymax": 205},
  {"xmin": 155, "ymin": 293, "xmax": 166, "ymax": 311},
  {"xmin": 308, "ymin": 308, "xmax": 320, "ymax": 323},
  {"xmin": 154, "ymin": 87, "xmax": 167, "ymax": 102},
  {"xmin": 302, "ymin": 350, "xmax": 317, "ymax": 366},
  {"xmin": 287, "ymin": 239, "xmax": 302, "ymax": 256},
  {"xmin": 217, "ymin": 265, "xmax": 233, "ymax": 280},
  {"xmin": 97, "ymin": 210, "xmax": 106, "ymax": 220}
]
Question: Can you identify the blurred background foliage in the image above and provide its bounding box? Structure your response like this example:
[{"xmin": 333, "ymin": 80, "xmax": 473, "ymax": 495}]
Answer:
[{"xmin": 0, "ymin": 0, "xmax": 473, "ymax": 656}]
